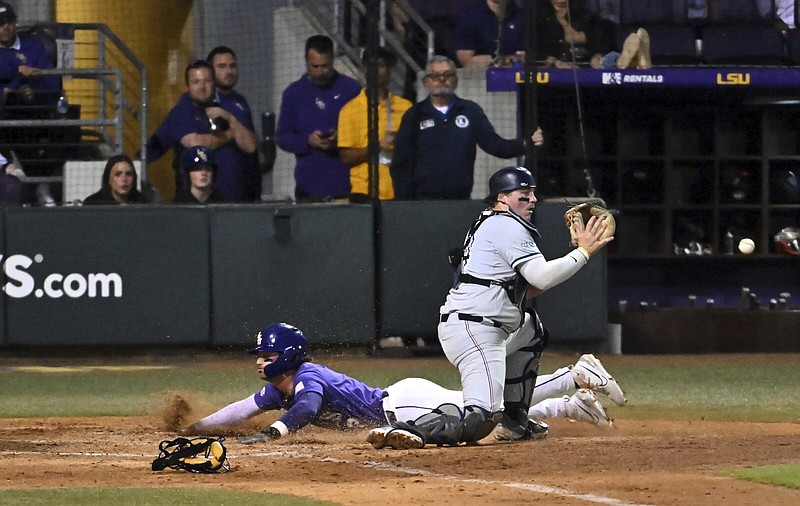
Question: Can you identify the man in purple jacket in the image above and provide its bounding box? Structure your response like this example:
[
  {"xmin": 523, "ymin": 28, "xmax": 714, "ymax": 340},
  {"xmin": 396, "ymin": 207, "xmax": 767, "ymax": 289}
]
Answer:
[
  {"xmin": 276, "ymin": 35, "xmax": 361, "ymax": 202},
  {"xmin": 0, "ymin": 2, "xmax": 61, "ymax": 105},
  {"xmin": 146, "ymin": 59, "xmax": 258, "ymax": 202},
  {"xmin": 0, "ymin": 2, "xmax": 63, "ymax": 205}
]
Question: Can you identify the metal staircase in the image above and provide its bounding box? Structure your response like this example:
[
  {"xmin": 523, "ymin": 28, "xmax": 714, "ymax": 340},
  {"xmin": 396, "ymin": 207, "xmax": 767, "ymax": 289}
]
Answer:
[
  {"xmin": 291, "ymin": 0, "xmax": 434, "ymax": 95},
  {"xmin": 1, "ymin": 23, "xmax": 147, "ymax": 203}
]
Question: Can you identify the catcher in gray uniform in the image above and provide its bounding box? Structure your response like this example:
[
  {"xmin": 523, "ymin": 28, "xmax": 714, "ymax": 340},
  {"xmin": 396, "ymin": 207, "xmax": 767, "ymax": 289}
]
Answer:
[{"xmin": 368, "ymin": 166, "xmax": 614, "ymax": 449}]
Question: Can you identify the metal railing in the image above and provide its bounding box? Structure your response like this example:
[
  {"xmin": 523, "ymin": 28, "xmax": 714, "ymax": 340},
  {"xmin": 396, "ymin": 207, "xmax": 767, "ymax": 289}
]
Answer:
[
  {"xmin": 4, "ymin": 23, "xmax": 148, "ymax": 184},
  {"xmin": 291, "ymin": 0, "xmax": 434, "ymax": 94}
]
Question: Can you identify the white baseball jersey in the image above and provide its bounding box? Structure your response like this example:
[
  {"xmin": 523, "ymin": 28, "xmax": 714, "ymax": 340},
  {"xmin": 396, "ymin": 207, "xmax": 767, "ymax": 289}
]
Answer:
[
  {"xmin": 438, "ymin": 209, "xmax": 543, "ymax": 412},
  {"xmin": 440, "ymin": 210, "xmax": 542, "ymax": 331}
]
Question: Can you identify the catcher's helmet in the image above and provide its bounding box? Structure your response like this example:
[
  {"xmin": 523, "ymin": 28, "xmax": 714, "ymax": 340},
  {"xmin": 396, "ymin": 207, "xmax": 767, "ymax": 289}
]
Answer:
[
  {"xmin": 485, "ymin": 166, "xmax": 536, "ymax": 203},
  {"xmin": 249, "ymin": 323, "xmax": 309, "ymax": 378}
]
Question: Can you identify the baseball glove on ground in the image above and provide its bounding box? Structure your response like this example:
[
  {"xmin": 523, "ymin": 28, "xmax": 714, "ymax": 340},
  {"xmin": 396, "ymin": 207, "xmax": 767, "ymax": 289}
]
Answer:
[
  {"xmin": 564, "ymin": 202, "xmax": 616, "ymax": 247},
  {"xmin": 151, "ymin": 436, "xmax": 229, "ymax": 473}
]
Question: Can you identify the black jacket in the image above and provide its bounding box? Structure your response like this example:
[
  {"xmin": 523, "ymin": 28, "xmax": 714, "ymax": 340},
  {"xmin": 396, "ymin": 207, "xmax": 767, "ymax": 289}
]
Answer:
[
  {"xmin": 391, "ymin": 95, "xmax": 525, "ymax": 200},
  {"xmin": 172, "ymin": 187, "xmax": 228, "ymax": 204},
  {"xmin": 82, "ymin": 154, "xmax": 149, "ymax": 205}
]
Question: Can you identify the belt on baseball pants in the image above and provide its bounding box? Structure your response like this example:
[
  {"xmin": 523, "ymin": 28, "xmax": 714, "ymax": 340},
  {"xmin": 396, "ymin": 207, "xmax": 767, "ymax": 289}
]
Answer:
[{"xmin": 440, "ymin": 313, "xmax": 503, "ymax": 328}]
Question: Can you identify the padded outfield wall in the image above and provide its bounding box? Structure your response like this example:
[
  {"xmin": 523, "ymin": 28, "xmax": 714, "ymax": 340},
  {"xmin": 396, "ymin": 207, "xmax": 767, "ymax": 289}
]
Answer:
[{"xmin": 0, "ymin": 202, "xmax": 607, "ymax": 349}]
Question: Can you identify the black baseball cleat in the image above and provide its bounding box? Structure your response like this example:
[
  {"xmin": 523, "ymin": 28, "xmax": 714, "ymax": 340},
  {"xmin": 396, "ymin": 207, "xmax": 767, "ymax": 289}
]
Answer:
[{"xmin": 492, "ymin": 419, "xmax": 549, "ymax": 441}]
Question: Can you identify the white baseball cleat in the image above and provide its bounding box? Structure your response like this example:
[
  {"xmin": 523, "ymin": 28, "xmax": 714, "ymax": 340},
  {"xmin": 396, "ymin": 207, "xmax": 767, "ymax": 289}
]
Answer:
[
  {"xmin": 571, "ymin": 354, "xmax": 627, "ymax": 406},
  {"xmin": 367, "ymin": 426, "xmax": 424, "ymax": 450},
  {"xmin": 565, "ymin": 389, "xmax": 614, "ymax": 428}
]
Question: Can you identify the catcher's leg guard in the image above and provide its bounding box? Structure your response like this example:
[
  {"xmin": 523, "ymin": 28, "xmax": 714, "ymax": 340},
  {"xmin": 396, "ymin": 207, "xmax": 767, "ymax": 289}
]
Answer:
[
  {"xmin": 502, "ymin": 309, "xmax": 548, "ymax": 438},
  {"xmin": 460, "ymin": 405, "xmax": 502, "ymax": 443},
  {"xmin": 392, "ymin": 403, "xmax": 464, "ymax": 446}
]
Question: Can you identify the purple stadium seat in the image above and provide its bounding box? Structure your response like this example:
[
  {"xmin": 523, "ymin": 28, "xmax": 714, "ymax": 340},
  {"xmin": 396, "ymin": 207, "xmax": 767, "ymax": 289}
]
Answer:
[
  {"xmin": 618, "ymin": 0, "xmax": 700, "ymax": 65},
  {"xmin": 702, "ymin": 0, "xmax": 788, "ymax": 65}
]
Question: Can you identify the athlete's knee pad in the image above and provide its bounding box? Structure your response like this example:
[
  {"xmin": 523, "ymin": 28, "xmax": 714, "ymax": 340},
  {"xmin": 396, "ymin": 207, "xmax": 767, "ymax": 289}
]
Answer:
[
  {"xmin": 460, "ymin": 405, "xmax": 502, "ymax": 443},
  {"xmin": 394, "ymin": 403, "xmax": 464, "ymax": 446}
]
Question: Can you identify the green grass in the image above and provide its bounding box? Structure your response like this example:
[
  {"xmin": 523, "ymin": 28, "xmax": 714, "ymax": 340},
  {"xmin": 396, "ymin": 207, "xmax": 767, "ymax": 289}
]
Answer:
[
  {"xmin": 607, "ymin": 358, "xmax": 800, "ymax": 422},
  {"xmin": 1, "ymin": 488, "xmax": 338, "ymax": 505},
  {"xmin": 0, "ymin": 367, "xmax": 258, "ymax": 417},
  {"xmin": 3, "ymin": 352, "xmax": 800, "ymax": 422},
  {"xmin": 728, "ymin": 463, "xmax": 800, "ymax": 489},
  {"xmin": 2, "ymin": 352, "xmax": 799, "ymax": 503}
]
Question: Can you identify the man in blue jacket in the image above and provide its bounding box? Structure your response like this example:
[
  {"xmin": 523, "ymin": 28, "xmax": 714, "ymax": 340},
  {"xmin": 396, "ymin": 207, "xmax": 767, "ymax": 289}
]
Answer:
[
  {"xmin": 390, "ymin": 55, "xmax": 542, "ymax": 200},
  {"xmin": 146, "ymin": 59, "xmax": 258, "ymax": 202},
  {"xmin": 206, "ymin": 46, "xmax": 260, "ymax": 201}
]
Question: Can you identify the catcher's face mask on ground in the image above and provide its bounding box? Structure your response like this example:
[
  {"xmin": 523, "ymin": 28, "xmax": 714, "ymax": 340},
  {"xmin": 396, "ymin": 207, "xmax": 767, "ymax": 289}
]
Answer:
[{"xmin": 151, "ymin": 436, "xmax": 229, "ymax": 473}]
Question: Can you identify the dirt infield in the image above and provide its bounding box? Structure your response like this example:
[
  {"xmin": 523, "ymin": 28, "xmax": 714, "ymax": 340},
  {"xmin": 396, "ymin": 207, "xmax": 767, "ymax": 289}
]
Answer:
[{"xmin": 3, "ymin": 413, "xmax": 800, "ymax": 505}]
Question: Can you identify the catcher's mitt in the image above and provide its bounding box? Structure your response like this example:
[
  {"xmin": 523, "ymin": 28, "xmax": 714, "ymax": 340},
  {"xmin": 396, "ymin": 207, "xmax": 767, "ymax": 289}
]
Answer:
[
  {"xmin": 564, "ymin": 202, "xmax": 616, "ymax": 247},
  {"xmin": 151, "ymin": 436, "xmax": 229, "ymax": 473}
]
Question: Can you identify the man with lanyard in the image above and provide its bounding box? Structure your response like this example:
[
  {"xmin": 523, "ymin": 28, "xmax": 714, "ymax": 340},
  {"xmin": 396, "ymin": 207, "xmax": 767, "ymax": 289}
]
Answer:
[{"xmin": 337, "ymin": 46, "xmax": 412, "ymax": 202}]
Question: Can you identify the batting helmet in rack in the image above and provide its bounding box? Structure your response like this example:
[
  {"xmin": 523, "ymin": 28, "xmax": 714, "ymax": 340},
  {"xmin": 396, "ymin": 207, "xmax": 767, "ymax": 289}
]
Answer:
[{"xmin": 249, "ymin": 323, "xmax": 309, "ymax": 378}]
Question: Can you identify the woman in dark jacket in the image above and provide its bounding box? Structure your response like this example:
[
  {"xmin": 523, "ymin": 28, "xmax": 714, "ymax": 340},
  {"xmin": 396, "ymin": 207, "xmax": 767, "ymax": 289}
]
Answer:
[{"xmin": 83, "ymin": 154, "xmax": 149, "ymax": 205}]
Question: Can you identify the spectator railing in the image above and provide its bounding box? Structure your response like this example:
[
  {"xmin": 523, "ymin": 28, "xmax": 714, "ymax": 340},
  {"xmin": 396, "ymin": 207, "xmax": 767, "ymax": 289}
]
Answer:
[{"xmin": 3, "ymin": 23, "xmax": 148, "ymax": 187}]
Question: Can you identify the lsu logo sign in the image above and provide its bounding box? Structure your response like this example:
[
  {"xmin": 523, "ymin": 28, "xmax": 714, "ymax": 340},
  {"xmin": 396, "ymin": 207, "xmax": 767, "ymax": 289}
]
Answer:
[
  {"xmin": 515, "ymin": 71, "xmax": 550, "ymax": 84},
  {"xmin": 717, "ymin": 73, "xmax": 750, "ymax": 85}
]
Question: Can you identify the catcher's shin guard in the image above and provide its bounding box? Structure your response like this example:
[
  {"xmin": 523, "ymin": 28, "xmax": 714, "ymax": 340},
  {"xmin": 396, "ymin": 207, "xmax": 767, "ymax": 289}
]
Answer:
[
  {"xmin": 393, "ymin": 403, "xmax": 464, "ymax": 446},
  {"xmin": 503, "ymin": 309, "xmax": 547, "ymax": 432}
]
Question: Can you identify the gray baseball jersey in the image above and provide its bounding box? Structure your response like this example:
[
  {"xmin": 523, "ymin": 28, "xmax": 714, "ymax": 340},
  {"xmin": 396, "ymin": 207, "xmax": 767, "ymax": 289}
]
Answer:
[{"xmin": 440, "ymin": 210, "xmax": 542, "ymax": 330}]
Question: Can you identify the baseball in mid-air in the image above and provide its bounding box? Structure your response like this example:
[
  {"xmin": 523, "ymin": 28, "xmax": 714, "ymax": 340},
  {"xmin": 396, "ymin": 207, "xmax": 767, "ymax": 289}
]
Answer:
[{"xmin": 738, "ymin": 238, "xmax": 755, "ymax": 254}]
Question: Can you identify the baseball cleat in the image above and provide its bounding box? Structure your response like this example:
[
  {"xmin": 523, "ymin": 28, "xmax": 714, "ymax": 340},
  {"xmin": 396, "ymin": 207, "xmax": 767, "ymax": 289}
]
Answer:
[
  {"xmin": 367, "ymin": 426, "xmax": 424, "ymax": 450},
  {"xmin": 367, "ymin": 426, "xmax": 390, "ymax": 449},
  {"xmin": 528, "ymin": 420, "xmax": 550, "ymax": 440},
  {"xmin": 565, "ymin": 389, "xmax": 614, "ymax": 428},
  {"xmin": 571, "ymin": 354, "xmax": 627, "ymax": 406},
  {"xmin": 492, "ymin": 419, "xmax": 549, "ymax": 441}
]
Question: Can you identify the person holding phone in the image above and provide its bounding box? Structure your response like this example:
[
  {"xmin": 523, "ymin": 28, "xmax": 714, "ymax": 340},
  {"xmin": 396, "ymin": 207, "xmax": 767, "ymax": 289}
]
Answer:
[{"xmin": 276, "ymin": 35, "xmax": 361, "ymax": 203}]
